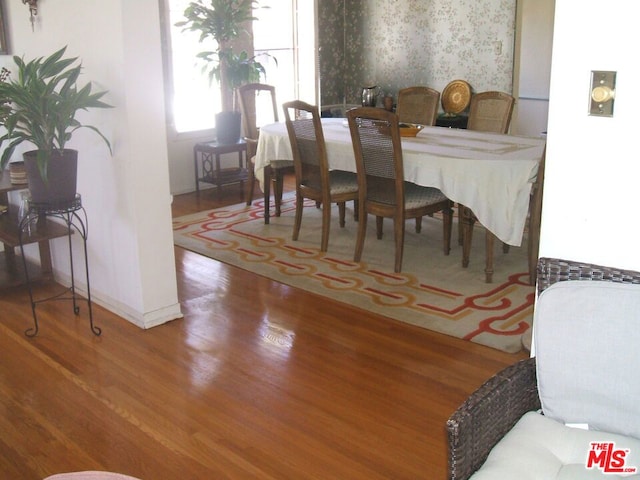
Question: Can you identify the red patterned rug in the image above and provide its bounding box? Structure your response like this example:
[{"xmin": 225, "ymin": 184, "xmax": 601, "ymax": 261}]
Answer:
[{"xmin": 173, "ymin": 195, "xmax": 533, "ymax": 353}]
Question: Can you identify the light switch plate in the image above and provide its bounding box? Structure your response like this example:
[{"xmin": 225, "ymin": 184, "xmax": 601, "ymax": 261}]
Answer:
[{"xmin": 589, "ymin": 70, "xmax": 616, "ymax": 117}]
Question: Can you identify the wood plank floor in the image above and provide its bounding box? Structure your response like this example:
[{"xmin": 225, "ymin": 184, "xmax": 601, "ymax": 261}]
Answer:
[{"xmin": 0, "ymin": 179, "xmax": 527, "ymax": 479}]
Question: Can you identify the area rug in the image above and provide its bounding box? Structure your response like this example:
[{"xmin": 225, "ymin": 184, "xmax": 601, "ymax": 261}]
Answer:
[{"xmin": 173, "ymin": 195, "xmax": 534, "ymax": 353}]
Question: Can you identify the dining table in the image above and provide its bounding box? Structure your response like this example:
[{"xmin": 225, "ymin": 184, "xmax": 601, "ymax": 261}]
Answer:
[{"xmin": 254, "ymin": 118, "xmax": 546, "ymax": 248}]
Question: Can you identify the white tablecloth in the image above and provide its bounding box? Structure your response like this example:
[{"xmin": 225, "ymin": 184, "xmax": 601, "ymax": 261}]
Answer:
[{"xmin": 255, "ymin": 118, "xmax": 546, "ymax": 246}]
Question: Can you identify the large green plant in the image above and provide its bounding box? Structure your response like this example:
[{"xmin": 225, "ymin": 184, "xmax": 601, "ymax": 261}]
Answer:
[
  {"xmin": 176, "ymin": 0, "xmax": 268, "ymax": 112},
  {"xmin": 0, "ymin": 46, "xmax": 112, "ymax": 179}
]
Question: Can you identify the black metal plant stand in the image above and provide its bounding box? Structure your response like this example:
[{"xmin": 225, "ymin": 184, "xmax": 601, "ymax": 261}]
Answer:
[{"xmin": 18, "ymin": 194, "xmax": 100, "ymax": 337}]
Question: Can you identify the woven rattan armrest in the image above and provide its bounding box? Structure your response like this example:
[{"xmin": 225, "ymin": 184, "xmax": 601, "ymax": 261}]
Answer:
[
  {"xmin": 446, "ymin": 357, "xmax": 540, "ymax": 480},
  {"xmin": 537, "ymin": 257, "xmax": 640, "ymax": 294}
]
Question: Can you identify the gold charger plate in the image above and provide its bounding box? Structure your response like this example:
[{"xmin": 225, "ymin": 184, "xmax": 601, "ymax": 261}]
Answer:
[{"xmin": 442, "ymin": 80, "xmax": 472, "ymax": 114}]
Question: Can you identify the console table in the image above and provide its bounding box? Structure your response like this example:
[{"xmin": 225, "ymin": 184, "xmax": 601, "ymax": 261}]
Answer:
[
  {"xmin": 436, "ymin": 113, "xmax": 469, "ymax": 129},
  {"xmin": 193, "ymin": 139, "xmax": 248, "ymax": 198}
]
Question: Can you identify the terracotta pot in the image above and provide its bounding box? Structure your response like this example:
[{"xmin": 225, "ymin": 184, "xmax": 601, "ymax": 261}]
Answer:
[{"xmin": 23, "ymin": 149, "xmax": 78, "ymax": 205}]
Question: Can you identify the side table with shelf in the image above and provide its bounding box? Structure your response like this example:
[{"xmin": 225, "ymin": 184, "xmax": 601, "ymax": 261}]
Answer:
[
  {"xmin": 19, "ymin": 194, "xmax": 99, "ymax": 337},
  {"xmin": 0, "ymin": 174, "xmax": 68, "ymax": 283},
  {"xmin": 193, "ymin": 139, "xmax": 248, "ymax": 199}
]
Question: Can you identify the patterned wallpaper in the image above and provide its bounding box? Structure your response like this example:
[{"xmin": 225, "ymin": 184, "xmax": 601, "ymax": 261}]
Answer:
[{"xmin": 319, "ymin": 0, "xmax": 516, "ymax": 109}]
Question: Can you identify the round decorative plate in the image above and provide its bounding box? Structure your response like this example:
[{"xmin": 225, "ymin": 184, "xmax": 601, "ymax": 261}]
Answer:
[{"xmin": 441, "ymin": 80, "xmax": 472, "ymax": 114}]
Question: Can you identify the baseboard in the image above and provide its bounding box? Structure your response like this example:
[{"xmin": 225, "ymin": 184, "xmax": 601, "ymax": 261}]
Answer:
[{"xmin": 53, "ymin": 270, "xmax": 184, "ymax": 330}]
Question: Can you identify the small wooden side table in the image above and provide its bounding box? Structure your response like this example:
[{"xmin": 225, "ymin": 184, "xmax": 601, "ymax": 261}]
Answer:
[
  {"xmin": 0, "ymin": 174, "xmax": 69, "ymax": 285},
  {"xmin": 193, "ymin": 139, "xmax": 248, "ymax": 199}
]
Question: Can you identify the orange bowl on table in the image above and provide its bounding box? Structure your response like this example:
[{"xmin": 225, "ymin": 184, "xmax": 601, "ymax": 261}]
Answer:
[{"xmin": 399, "ymin": 123, "xmax": 424, "ymax": 137}]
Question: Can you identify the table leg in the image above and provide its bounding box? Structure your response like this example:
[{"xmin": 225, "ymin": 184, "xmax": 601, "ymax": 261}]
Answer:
[
  {"xmin": 215, "ymin": 153, "xmax": 222, "ymax": 199},
  {"xmin": 3, "ymin": 242, "xmax": 16, "ymax": 273},
  {"xmin": 37, "ymin": 240, "xmax": 53, "ymax": 278},
  {"xmin": 461, "ymin": 206, "xmax": 474, "ymax": 268},
  {"xmin": 194, "ymin": 147, "xmax": 200, "ymax": 195},
  {"xmin": 237, "ymin": 150, "xmax": 245, "ymax": 200},
  {"xmin": 484, "ymin": 231, "xmax": 494, "ymax": 283}
]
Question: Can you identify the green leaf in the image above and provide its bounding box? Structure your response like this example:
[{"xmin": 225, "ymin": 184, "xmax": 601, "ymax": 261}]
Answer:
[{"xmin": 0, "ymin": 46, "xmax": 113, "ymax": 174}]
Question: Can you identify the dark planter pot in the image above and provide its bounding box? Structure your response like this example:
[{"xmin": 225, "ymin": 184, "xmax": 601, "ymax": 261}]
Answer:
[
  {"xmin": 215, "ymin": 111, "xmax": 242, "ymax": 145},
  {"xmin": 23, "ymin": 149, "xmax": 78, "ymax": 206}
]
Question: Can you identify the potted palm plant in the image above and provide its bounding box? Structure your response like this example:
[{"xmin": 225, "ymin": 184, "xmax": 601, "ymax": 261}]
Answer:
[
  {"xmin": 0, "ymin": 46, "xmax": 112, "ymax": 205},
  {"xmin": 176, "ymin": 0, "xmax": 268, "ymax": 144}
]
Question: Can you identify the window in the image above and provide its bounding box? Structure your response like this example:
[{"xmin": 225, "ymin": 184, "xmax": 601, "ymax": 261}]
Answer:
[
  {"xmin": 163, "ymin": 0, "xmax": 221, "ymax": 133},
  {"xmin": 253, "ymin": 1, "xmax": 316, "ymax": 109},
  {"xmin": 162, "ymin": 0, "xmax": 316, "ymax": 134}
]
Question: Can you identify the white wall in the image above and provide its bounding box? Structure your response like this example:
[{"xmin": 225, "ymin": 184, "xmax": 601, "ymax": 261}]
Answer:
[
  {"xmin": 0, "ymin": 1, "xmax": 182, "ymax": 328},
  {"xmin": 511, "ymin": 0, "xmax": 554, "ymax": 137},
  {"xmin": 540, "ymin": 0, "xmax": 640, "ymax": 270}
]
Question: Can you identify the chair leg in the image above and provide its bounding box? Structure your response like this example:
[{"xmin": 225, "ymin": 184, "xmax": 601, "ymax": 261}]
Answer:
[
  {"xmin": 442, "ymin": 206, "xmax": 453, "ymax": 255},
  {"xmin": 415, "ymin": 217, "xmax": 422, "ymax": 233},
  {"xmin": 485, "ymin": 231, "xmax": 495, "ymax": 283},
  {"xmin": 393, "ymin": 214, "xmax": 405, "ymax": 273},
  {"xmin": 321, "ymin": 201, "xmax": 331, "ymax": 252},
  {"xmin": 338, "ymin": 202, "xmax": 346, "ymax": 228},
  {"xmin": 292, "ymin": 192, "xmax": 304, "ymax": 241},
  {"xmin": 246, "ymin": 160, "xmax": 256, "ymax": 206},
  {"xmin": 353, "ymin": 200, "xmax": 359, "ymax": 222},
  {"xmin": 354, "ymin": 209, "xmax": 367, "ymax": 262},
  {"xmin": 263, "ymin": 165, "xmax": 272, "ymax": 225},
  {"xmin": 376, "ymin": 216, "xmax": 384, "ymax": 239},
  {"xmin": 274, "ymin": 170, "xmax": 284, "ymax": 217}
]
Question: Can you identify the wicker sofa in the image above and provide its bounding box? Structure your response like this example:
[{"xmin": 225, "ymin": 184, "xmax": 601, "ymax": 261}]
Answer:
[{"xmin": 446, "ymin": 257, "xmax": 640, "ymax": 480}]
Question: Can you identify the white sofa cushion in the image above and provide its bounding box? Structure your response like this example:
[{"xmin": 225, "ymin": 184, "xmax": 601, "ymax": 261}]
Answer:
[
  {"xmin": 470, "ymin": 411, "xmax": 640, "ymax": 479},
  {"xmin": 533, "ymin": 281, "xmax": 640, "ymax": 440}
]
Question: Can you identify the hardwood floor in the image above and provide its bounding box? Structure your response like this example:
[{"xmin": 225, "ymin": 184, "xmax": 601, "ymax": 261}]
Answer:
[{"xmin": 0, "ymin": 179, "xmax": 527, "ymax": 479}]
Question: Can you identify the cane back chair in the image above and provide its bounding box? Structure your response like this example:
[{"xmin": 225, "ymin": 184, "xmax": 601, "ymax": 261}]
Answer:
[
  {"xmin": 460, "ymin": 91, "xmax": 518, "ymax": 282},
  {"xmin": 346, "ymin": 107, "xmax": 453, "ymax": 273},
  {"xmin": 238, "ymin": 83, "xmax": 294, "ymax": 224},
  {"xmin": 282, "ymin": 100, "xmax": 358, "ymax": 252},
  {"xmin": 396, "ymin": 86, "xmax": 441, "ymax": 126}
]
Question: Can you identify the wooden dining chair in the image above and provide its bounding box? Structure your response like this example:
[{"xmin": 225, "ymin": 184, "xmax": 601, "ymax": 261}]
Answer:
[
  {"xmin": 466, "ymin": 91, "xmax": 515, "ymax": 133},
  {"xmin": 396, "ymin": 86, "xmax": 441, "ymax": 126},
  {"xmin": 461, "ymin": 91, "xmax": 522, "ymax": 282},
  {"xmin": 237, "ymin": 83, "xmax": 294, "ymax": 224},
  {"xmin": 346, "ymin": 107, "xmax": 453, "ymax": 273},
  {"xmin": 396, "ymin": 86, "xmax": 442, "ymax": 235},
  {"xmin": 282, "ymin": 100, "xmax": 358, "ymax": 252}
]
